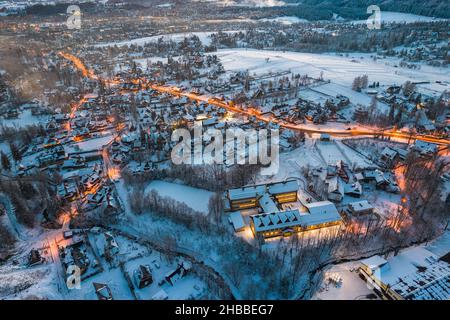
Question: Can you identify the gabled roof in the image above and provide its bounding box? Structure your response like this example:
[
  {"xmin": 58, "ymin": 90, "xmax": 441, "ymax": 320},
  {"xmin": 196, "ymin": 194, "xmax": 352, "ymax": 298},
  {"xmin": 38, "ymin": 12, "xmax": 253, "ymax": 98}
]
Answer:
[
  {"xmin": 267, "ymin": 180, "xmax": 298, "ymax": 195},
  {"xmin": 228, "ymin": 185, "xmax": 265, "ymax": 201}
]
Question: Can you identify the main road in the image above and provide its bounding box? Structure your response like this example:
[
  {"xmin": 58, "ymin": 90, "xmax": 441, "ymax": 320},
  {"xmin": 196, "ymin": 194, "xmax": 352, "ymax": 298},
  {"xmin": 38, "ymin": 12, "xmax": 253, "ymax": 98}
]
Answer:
[{"xmin": 59, "ymin": 52, "xmax": 450, "ymax": 146}]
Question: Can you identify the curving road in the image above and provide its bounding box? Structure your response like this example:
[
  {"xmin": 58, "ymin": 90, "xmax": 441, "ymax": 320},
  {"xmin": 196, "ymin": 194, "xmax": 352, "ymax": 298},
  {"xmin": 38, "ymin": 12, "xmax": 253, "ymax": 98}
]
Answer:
[{"xmin": 58, "ymin": 52, "xmax": 450, "ymax": 146}]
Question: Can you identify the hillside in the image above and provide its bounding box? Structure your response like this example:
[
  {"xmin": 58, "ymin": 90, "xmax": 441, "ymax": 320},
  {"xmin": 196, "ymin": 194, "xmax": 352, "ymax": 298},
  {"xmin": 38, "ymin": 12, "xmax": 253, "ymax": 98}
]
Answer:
[{"xmin": 288, "ymin": 0, "xmax": 450, "ymax": 19}]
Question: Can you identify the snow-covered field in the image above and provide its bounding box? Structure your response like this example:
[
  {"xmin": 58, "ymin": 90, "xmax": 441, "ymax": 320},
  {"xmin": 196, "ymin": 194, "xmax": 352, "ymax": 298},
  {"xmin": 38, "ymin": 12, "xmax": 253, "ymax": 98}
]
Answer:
[
  {"xmin": 67, "ymin": 133, "xmax": 115, "ymax": 152},
  {"xmin": 352, "ymin": 11, "xmax": 446, "ymax": 25},
  {"xmin": 145, "ymin": 180, "xmax": 214, "ymax": 214},
  {"xmin": 214, "ymin": 48, "xmax": 449, "ymax": 91},
  {"xmin": 259, "ymin": 16, "xmax": 308, "ymax": 25},
  {"xmin": 0, "ymin": 110, "xmax": 47, "ymax": 128},
  {"xmin": 194, "ymin": 0, "xmax": 287, "ymax": 7}
]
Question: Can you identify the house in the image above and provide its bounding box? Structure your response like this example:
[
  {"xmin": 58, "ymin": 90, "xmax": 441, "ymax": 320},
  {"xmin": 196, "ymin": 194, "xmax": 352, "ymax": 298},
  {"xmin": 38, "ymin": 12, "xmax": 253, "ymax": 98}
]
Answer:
[
  {"xmin": 359, "ymin": 247, "xmax": 450, "ymax": 300},
  {"xmin": 226, "ymin": 185, "xmax": 263, "ymax": 211},
  {"xmin": 93, "ymin": 283, "xmax": 113, "ymax": 300},
  {"xmin": 380, "ymin": 147, "xmax": 398, "ymax": 167},
  {"xmin": 386, "ymin": 85, "xmax": 401, "ymax": 94},
  {"xmin": 348, "ymin": 200, "xmax": 374, "ymax": 215},
  {"xmin": 134, "ymin": 265, "xmax": 153, "ymax": 289},
  {"xmin": 411, "ymin": 140, "xmax": 438, "ymax": 156},
  {"xmin": 354, "ymin": 107, "xmax": 369, "ymax": 120},
  {"xmin": 28, "ymin": 249, "xmax": 44, "ymax": 266},
  {"xmin": 96, "ymin": 232, "xmax": 119, "ymax": 257},
  {"xmin": 326, "ymin": 176, "xmax": 344, "ymax": 202},
  {"xmin": 344, "ymin": 181, "xmax": 363, "ymax": 198},
  {"xmin": 165, "ymin": 261, "xmax": 192, "ymax": 286},
  {"xmin": 104, "ymin": 232, "xmax": 119, "ymax": 256},
  {"xmin": 250, "ymin": 209, "xmax": 304, "ymax": 239}
]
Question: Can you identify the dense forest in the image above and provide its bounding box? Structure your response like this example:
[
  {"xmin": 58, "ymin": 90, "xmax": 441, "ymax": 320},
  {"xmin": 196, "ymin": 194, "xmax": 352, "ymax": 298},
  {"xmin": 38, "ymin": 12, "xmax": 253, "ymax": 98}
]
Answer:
[{"xmin": 285, "ymin": 0, "xmax": 450, "ymax": 19}]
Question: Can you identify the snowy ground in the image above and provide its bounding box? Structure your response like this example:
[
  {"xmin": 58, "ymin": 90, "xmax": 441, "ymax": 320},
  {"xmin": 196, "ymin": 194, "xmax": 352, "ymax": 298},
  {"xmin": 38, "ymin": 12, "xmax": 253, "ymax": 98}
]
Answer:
[
  {"xmin": 426, "ymin": 229, "xmax": 450, "ymax": 258},
  {"xmin": 66, "ymin": 132, "xmax": 115, "ymax": 153},
  {"xmin": 0, "ymin": 109, "xmax": 48, "ymax": 128},
  {"xmin": 352, "ymin": 11, "xmax": 447, "ymax": 25},
  {"xmin": 145, "ymin": 180, "xmax": 214, "ymax": 214},
  {"xmin": 194, "ymin": 0, "xmax": 287, "ymax": 7},
  {"xmin": 259, "ymin": 16, "xmax": 308, "ymax": 25},
  {"xmin": 214, "ymin": 48, "xmax": 449, "ymax": 93},
  {"xmin": 312, "ymin": 261, "xmax": 377, "ymax": 300}
]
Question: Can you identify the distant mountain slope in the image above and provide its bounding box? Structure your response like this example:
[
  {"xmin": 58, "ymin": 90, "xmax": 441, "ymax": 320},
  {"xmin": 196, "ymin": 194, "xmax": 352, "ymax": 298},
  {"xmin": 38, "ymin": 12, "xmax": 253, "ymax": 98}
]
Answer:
[{"xmin": 290, "ymin": 0, "xmax": 450, "ymax": 19}]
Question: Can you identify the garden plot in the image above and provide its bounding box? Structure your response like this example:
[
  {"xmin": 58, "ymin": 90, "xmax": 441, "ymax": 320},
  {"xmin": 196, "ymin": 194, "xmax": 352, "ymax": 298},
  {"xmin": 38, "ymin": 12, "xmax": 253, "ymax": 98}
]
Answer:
[
  {"xmin": 315, "ymin": 141, "xmax": 350, "ymax": 166},
  {"xmin": 335, "ymin": 140, "xmax": 377, "ymax": 169}
]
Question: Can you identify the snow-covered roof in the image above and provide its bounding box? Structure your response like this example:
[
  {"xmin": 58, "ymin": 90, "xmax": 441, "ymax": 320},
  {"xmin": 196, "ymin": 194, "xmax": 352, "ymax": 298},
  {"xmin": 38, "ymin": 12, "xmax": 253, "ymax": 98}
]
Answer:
[
  {"xmin": 390, "ymin": 261, "xmax": 449, "ymax": 300},
  {"xmin": 228, "ymin": 211, "xmax": 245, "ymax": 231},
  {"xmin": 381, "ymin": 147, "xmax": 397, "ymax": 159},
  {"xmin": 304, "ymin": 201, "xmax": 339, "ymax": 216},
  {"xmin": 413, "ymin": 140, "xmax": 437, "ymax": 154},
  {"xmin": 362, "ymin": 247, "xmax": 450, "ymax": 300},
  {"xmin": 251, "ymin": 202, "xmax": 342, "ymax": 233},
  {"xmin": 267, "ymin": 180, "xmax": 298, "ymax": 195},
  {"xmin": 348, "ymin": 200, "xmax": 374, "ymax": 213},
  {"xmin": 228, "ymin": 185, "xmax": 265, "ymax": 201},
  {"xmin": 251, "ymin": 209, "xmax": 302, "ymax": 233},
  {"xmin": 258, "ymin": 193, "xmax": 279, "ymax": 213},
  {"xmin": 361, "ymin": 255, "xmax": 388, "ymax": 271}
]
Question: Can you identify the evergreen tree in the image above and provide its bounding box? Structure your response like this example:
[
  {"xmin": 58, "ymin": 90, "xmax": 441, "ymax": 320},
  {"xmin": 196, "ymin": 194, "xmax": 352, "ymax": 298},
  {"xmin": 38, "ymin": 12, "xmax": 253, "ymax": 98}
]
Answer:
[{"xmin": 1, "ymin": 152, "xmax": 11, "ymax": 171}]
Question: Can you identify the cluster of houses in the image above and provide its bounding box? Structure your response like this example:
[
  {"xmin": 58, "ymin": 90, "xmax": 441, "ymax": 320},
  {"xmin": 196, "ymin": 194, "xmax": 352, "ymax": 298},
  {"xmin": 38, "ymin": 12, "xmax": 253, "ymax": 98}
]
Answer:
[
  {"xmin": 366, "ymin": 83, "xmax": 449, "ymax": 137},
  {"xmin": 59, "ymin": 234, "xmax": 103, "ymax": 282},
  {"xmin": 56, "ymin": 163, "xmax": 118, "ymax": 212},
  {"xmin": 312, "ymin": 159, "xmax": 400, "ymax": 205}
]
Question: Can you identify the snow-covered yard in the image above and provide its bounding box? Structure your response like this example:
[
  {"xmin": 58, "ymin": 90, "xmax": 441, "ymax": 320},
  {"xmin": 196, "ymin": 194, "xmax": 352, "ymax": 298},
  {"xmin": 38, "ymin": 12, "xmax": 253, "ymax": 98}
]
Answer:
[{"xmin": 312, "ymin": 261, "xmax": 377, "ymax": 300}]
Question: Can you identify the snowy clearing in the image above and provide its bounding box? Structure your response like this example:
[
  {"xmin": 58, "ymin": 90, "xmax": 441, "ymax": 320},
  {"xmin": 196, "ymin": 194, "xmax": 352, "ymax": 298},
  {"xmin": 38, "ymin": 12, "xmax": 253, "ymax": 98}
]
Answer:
[
  {"xmin": 352, "ymin": 11, "xmax": 447, "ymax": 24},
  {"xmin": 146, "ymin": 180, "xmax": 214, "ymax": 214},
  {"xmin": 259, "ymin": 16, "xmax": 308, "ymax": 25},
  {"xmin": 214, "ymin": 48, "xmax": 449, "ymax": 91}
]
